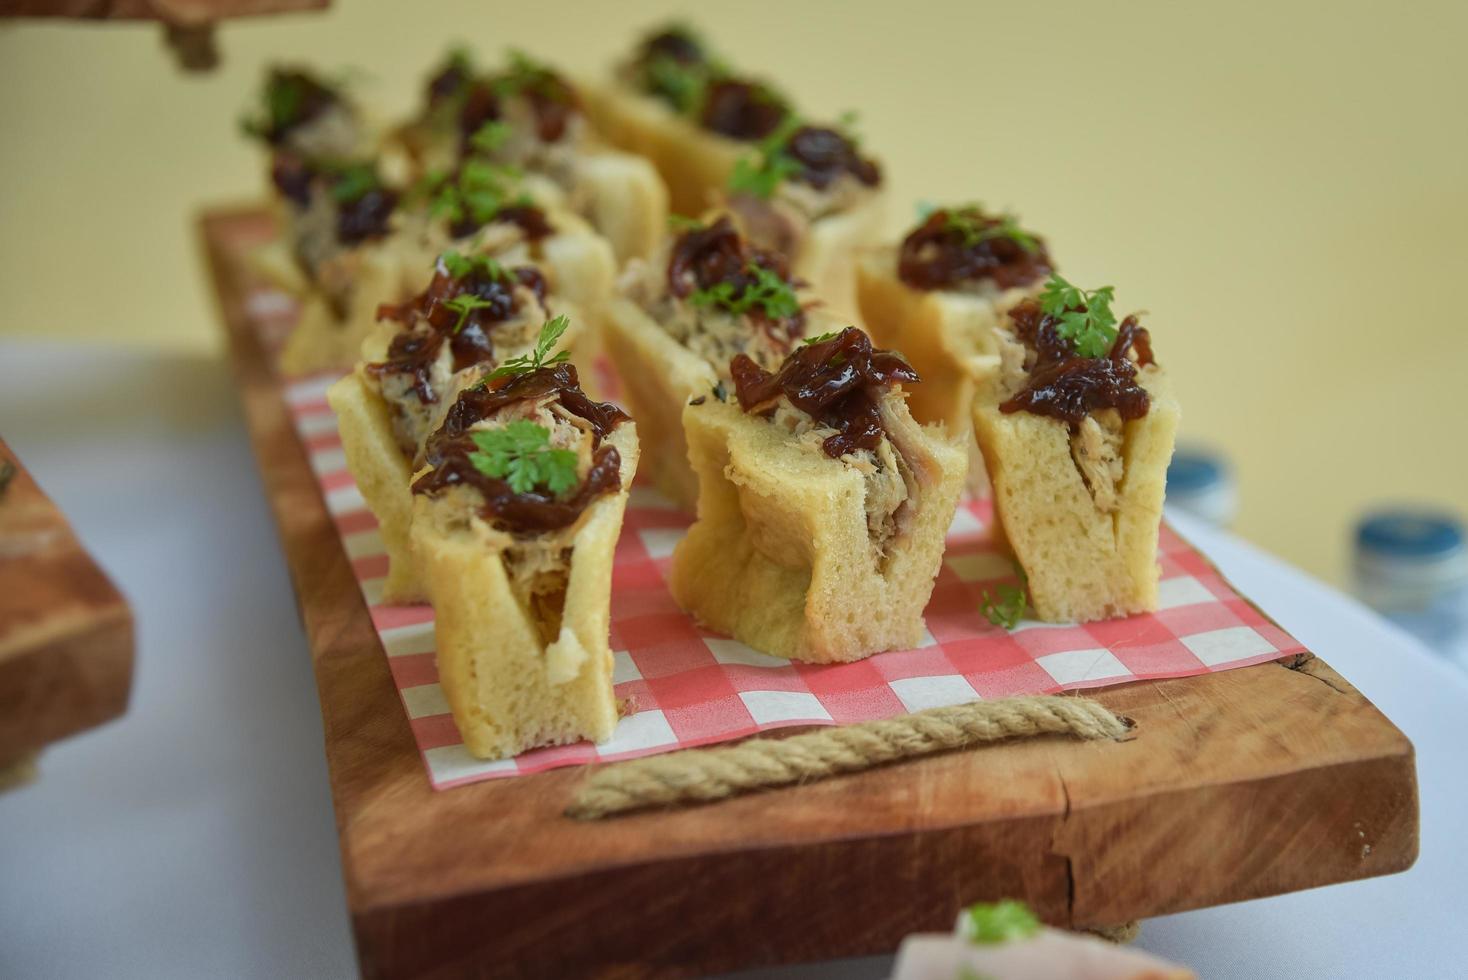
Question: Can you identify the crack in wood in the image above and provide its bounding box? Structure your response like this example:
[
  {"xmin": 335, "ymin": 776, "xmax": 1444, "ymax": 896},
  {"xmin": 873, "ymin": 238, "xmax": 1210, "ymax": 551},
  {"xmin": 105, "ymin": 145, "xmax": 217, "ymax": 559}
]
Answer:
[
  {"xmin": 1052, "ymin": 766, "xmax": 1077, "ymax": 926},
  {"xmin": 1279, "ymin": 653, "xmax": 1350, "ymax": 695}
]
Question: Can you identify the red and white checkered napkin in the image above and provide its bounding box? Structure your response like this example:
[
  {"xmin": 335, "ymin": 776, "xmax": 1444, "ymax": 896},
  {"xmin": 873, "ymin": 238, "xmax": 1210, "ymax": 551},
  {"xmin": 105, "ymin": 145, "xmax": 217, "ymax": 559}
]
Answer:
[{"xmin": 277, "ymin": 367, "xmax": 1304, "ymax": 790}]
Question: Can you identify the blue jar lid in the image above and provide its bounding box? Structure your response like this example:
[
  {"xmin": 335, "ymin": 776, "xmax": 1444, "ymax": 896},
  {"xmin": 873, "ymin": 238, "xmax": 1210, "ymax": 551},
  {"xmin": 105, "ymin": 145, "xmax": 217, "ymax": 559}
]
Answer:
[
  {"xmin": 1356, "ymin": 510, "xmax": 1465, "ymax": 560},
  {"xmin": 1167, "ymin": 448, "xmax": 1228, "ymax": 495}
]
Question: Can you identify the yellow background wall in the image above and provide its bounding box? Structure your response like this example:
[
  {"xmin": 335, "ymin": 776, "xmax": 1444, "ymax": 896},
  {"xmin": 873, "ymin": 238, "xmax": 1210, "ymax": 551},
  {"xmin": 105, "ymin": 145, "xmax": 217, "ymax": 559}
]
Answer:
[{"xmin": 1, "ymin": 0, "xmax": 1464, "ymax": 583}]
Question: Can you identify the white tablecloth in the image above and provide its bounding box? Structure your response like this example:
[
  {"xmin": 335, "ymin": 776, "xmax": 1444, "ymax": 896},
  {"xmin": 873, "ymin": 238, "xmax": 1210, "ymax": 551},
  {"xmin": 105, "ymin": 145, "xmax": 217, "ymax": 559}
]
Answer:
[{"xmin": 2, "ymin": 342, "xmax": 1464, "ymax": 979}]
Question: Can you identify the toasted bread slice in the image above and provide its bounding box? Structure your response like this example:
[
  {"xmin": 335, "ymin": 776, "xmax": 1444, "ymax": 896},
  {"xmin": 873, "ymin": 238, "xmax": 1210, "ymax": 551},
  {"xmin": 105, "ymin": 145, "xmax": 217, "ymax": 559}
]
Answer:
[
  {"xmin": 972, "ymin": 359, "xmax": 1180, "ymax": 623},
  {"xmin": 411, "ymin": 422, "xmax": 639, "ymax": 760},
  {"xmin": 671, "ymin": 396, "xmax": 965, "ymax": 662}
]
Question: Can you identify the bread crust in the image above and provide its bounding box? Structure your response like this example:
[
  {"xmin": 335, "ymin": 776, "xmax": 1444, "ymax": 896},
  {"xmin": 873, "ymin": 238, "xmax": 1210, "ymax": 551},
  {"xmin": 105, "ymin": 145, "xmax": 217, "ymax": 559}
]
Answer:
[
  {"xmin": 326, "ymin": 369, "xmax": 425, "ymax": 604},
  {"xmin": 856, "ymin": 247, "xmax": 1040, "ymax": 491},
  {"xmin": 580, "ymin": 82, "xmax": 745, "ymax": 216},
  {"xmin": 411, "ymin": 423, "xmax": 640, "ymax": 759},
  {"xmin": 670, "ymin": 397, "xmax": 966, "ymax": 662},
  {"xmin": 598, "ymin": 298, "xmax": 718, "ymax": 508}
]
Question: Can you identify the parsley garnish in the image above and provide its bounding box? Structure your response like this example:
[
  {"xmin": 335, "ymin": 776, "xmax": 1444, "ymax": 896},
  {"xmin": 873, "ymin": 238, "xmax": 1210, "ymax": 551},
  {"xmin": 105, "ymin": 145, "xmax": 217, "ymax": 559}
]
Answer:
[
  {"xmin": 467, "ymin": 420, "xmax": 579, "ymax": 495},
  {"xmin": 327, "ymin": 162, "xmax": 379, "ymax": 203},
  {"xmin": 962, "ymin": 901, "xmax": 1041, "ymax": 945},
  {"xmin": 1038, "ymin": 274, "xmax": 1118, "ymax": 359},
  {"xmin": 241, "ymin": 71, "xmax": 307, "ymax": 139},
  {"xmin": 941, "ymin": 206, "xmax": 1040, "ymax": 254},
  {"xmin": 689, "ymin": 264, "xmax": 800, "ymax": 320},
  {"xmin": 726, "ymin": 113, "xmax": 803, "ymax": 199},
  {"xmin": 484, "ymin": 315, "xmax": 572, "ymax": 381},
  {"xmin": 470, "ymin": 119, "xmax": 512, "ymax": 155},
  {"xmin": 645, "ymin": 55, "xmax": 707, "ymax": 114},
  {"xmin": 420, "ymin": 157, "xmax": 530, "ymax": 230},
  {"xmin": 667, "ymin": 213, "xmax": 706, "ymax": 231},
  {"xmin": 445, "ymin": 45, "xmax": 474, "ymax": 77},
  {"xmin": 440, "ymin": 249, "xmax": 505, "ymax": 282},
  {"xmin": 443, "ymin": 294, "xmax": 500, "ymax": 334},
  {"xmin": 711, "ymin": 380, "xmax": 728, "ymax": 402},
  {"xmin": 979, "ymin": 567, "xmax": 1028, "ymax": 629},
  {"xmin": 802, "ymin": 330, "xmax": 840, "ymax": 346},
  {"xmin": 494, "ymin": 49, "xmax": 565, "ymax": 101}
]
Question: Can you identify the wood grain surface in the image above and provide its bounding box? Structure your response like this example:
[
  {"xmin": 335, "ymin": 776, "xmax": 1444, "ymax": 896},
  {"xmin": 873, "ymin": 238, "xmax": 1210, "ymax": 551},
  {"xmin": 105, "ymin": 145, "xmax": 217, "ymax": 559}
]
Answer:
[
  {"xmin": 0, "ymin": 0, "xmax": 326, "ymax": 21},
  {"xmin": 201, "ymin": 205, "xmax": 1419, "ymax": 980},
  {"xmin": 0, "ymin": 439, "xmax": 134, "ymax": 769}
]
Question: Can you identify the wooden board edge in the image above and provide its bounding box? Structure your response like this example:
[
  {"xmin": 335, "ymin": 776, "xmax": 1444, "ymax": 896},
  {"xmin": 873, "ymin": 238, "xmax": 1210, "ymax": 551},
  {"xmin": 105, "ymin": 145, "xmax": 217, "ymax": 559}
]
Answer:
[{"xmin": 0, "ymin": 440, "xmax": 136, "ymax": 764}]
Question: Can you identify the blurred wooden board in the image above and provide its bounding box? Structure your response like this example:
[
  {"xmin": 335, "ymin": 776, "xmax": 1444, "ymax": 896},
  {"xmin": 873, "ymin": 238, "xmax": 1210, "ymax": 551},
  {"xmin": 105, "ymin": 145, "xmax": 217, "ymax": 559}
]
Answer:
[
  {"xmin": 0, "ymin": 439, "xmax": 134, "ymax": 769},
  {"xmin": 0, "ymin": 0, "xmax": 326, "ymax": 20},
  {"xmin": 202, "ymin": 205, "xmax": 1419, "ymax": 979}
]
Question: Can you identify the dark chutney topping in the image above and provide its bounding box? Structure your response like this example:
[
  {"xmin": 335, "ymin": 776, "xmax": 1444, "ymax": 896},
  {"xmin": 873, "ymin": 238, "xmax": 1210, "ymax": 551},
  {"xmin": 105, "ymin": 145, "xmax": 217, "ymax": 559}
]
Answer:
[
  {"xmin": 783, "ymin": 126, "xmax": 881, "ymax": 191},
  {"xmin": 897, "ymin": 210, "xmax": 1052, "ymax": 292},
  {"xmin": 638, "ymin": 27, "xmax": 706, "ymax": 66},
  {"xmin": 336, "ymin": 183, "xmax": 399, "ymax": 246},
  {"xmin": 459, "ymin": 67, "xmax": 580, "ymax": 145},
  {"xmin": 666, "ymin": 216, "xmax": 806, "ymax": 341},
  {"xmin": 270, "ymin": 152, "xmax": 315, "ymax": 207},
  {"xmin": 252, "ymin": 69, "xmax": 340, "ymax": 145},
  {"xmin": 371, "ymin": 263, "xmax": 548, "ymax": 401},
  {"xmin": 699, "ymin": 79, "xmax": 789, "ymax": 141},
  {"xmin": 411, "ymin": 364, "xmax": 629, "ymax": 533},
  {"xmin": 999, "ymin": 299, "xmax": 1155, "ymax": 424},
  {"xmin": 729, "ymin": 326, "xmax": 918, "ymax": 459},
  {"xmin": 270, "ymin": 153, "xmax": 398, "ymax": 245},
  {"xmin": 427, "ymin": 56, "xmax": 473, "ymax": 107}
]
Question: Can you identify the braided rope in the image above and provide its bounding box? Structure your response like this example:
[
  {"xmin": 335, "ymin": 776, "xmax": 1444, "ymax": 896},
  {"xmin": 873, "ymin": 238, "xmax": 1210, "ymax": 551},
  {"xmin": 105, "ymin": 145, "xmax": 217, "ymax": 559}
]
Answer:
[{"xmin": 567, "ymin": 695, "xmax": 1128, "ymax": 819}]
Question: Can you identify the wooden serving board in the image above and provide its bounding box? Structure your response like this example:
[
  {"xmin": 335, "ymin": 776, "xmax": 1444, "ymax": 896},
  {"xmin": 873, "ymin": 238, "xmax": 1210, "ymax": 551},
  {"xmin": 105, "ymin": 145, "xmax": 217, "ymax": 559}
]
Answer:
[
  {"xmin": 0, "ymin": 439, "xmax": 135, "ymax": 771},
  {"xmin": 202, "ymin": 206, "xmax": 1418, "ymax": 979}
]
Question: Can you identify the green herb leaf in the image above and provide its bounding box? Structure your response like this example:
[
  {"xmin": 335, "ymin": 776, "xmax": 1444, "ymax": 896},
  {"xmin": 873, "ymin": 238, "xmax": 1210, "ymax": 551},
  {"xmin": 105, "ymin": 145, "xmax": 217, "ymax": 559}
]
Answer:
[
  {"xmin": 979, "ymin": 568, "xmax": 1028, "ymax": 630},
  {"xmin": 494, "ymin": 49, "xmax": 564, "ymax": 101},
  {"xmin": 962, "ymin": 900, "xmax": 1041, "ymax": 946},
  {"xmin": 1038, "ymin": 274, "xmax": 1118, "ymax": 358},
  {"xmin": 939, "ymin": 205, "xmax": 1040, "ymax": 254},
  {"xmin": 440, "ymin": 249, "xmax": 506, "ymax": 282},
  {"xmin": 689, "ymin": 263, "xmax": 801, "ymax": 321},
  {"xmin": 645, "ymin": 54, "xmax": 707, "ymax": 114},
  {"xmin": 443, "ymin": 294, "xmax": 500, "ymax": 334},
  {"xmin": 328, "ymin": 162, "xmax": 379, "ymax": 203},
  {"xmin": 484, "ymin": 315, "xmax": 573, "ymax": 381},
  {"xmin": 422, "ymin": 156, "xmax": 529, "ymax": 229},
  {"xmin": 0, "ymin": 459, "xmax": 15, "ymax": 501},
  {"xmin": 802, "ymin": 330, "xmax": 840, "ymax": 346},
  {"xmin": 467, "ymin": 420, "xmax": 579, "ymax": 496},
  {"xmin": 667, "ymin": 213, "xmax": 706, "ymax": 231},
  {"xmin": 726, "ymin": 113, "xmax": 803, "ymax": 199},
  {"xmin": 470, "ymin": 119, "xmax": 512, "ymax": 154}
]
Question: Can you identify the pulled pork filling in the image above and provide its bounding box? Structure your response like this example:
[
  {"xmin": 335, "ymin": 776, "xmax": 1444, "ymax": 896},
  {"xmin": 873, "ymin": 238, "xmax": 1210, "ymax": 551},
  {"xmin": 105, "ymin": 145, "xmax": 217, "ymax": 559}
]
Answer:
[
  {"xmin": 273, "ymin": 155, "xmax": 399, "ymax": 304},
  {"xmin": 897, "ymin": 208, "xmax": 1052, "ymax": 293},
  {"xmin": 623, "ymin": 216, "xmax": 807, "ymax": 376},
  {"xmin": 367, "ymin": 260, "xmax": 550, "ymax": 456},
  {"xmin": 412, "ymin": 364, "xmax": 629, "ymax": 637},
  {"xmin": 731, "ymin": 327, "xmax": 922, "ymax": 558},
  {"xmin": 995, "ymin": 299, "xmax": 1156, "ymax": 513}
]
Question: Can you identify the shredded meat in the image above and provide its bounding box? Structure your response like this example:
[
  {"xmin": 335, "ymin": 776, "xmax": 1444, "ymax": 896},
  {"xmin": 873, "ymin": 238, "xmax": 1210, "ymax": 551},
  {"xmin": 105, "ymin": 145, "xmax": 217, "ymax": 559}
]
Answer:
[{"xmin": 1070, "ymin": 411, "xmax": 1125, "ymax": 513}]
